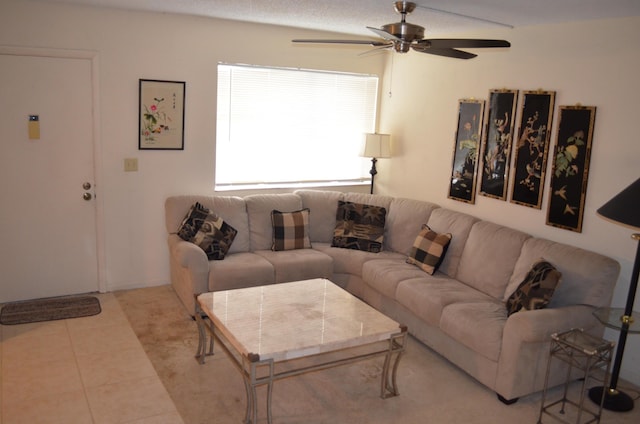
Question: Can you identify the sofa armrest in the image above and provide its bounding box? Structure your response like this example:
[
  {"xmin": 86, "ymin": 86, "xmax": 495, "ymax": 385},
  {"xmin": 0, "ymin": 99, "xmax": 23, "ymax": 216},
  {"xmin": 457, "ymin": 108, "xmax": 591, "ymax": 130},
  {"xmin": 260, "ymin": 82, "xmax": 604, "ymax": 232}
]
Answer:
[
  {"xmin": 503, "ymin": 304, "xmax": 599, "ymax": 343},
  {"xmin": 495, "ymin": 304, "xmax": 601, "ymax": 400},
  {"xmin": 168, "ymin": 234, "xmax": 208, "ymax": 273}
]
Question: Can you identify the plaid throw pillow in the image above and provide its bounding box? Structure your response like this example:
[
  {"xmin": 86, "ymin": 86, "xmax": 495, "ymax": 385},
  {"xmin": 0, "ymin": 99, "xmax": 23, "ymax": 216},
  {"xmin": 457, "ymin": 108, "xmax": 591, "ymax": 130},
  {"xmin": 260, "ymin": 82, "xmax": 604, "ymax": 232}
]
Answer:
[
  {"xmin": 177, "ymin": 202, "xmax": 237, "ymax": 260},
  {"xmin": 506, "ymin": 260, "xmax": 562, "ymax": 316},
  {"xmin": 271, "ymin": 208, "xmax": 312, "ymax": 251},
  {"xmin": 406, "ymin": 224, "xmax": 452, "ymax": 275},
  {"xmin": 332, "ymin": 201, "xmax": 386, "ymax": 252}
]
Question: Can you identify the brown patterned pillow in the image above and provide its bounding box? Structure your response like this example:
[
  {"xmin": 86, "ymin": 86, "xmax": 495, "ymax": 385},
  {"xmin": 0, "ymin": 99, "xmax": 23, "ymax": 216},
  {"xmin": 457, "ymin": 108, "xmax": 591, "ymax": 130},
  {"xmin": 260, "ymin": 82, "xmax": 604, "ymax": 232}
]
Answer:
[
  {"xmin": 271, "ymin": 208, "xmax": 312, "ymax": 251},
  {"xmin": 332, "ymin": 201, "xmax": 386, "ymax": 252},
  {"xmin": 406, "ymin": 225, "xmax": 452, "ymax": 275},
  {"xmin": 506, "ymin": 260, "xmax": 562, "ymax": 316},
  {"xmin": 177, "ymin": 202, "xmax": 237, "ymax": 260}
]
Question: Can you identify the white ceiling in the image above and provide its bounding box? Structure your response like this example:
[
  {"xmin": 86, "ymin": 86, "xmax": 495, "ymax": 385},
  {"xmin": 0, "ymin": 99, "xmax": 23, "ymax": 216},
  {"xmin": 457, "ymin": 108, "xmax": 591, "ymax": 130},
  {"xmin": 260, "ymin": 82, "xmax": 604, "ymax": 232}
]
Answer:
[{"xmin": 36, "ymin": 0, "xmax": 640, "ymax": 37}]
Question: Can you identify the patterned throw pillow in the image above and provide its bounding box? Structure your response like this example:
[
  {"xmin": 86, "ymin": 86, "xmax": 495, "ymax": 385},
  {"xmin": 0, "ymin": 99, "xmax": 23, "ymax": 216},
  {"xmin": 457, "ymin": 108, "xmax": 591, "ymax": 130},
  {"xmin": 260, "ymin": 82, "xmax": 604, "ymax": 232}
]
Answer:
[
  {"xmin": 506, "ymin": 260, "xmax": 562, "ymax": 316},
  {"xmin": 406, "ymin": 225, "xmax": 452, "ymax": 275},
  {"xmin": 332, "ymin": 201, "xmax": 386, "ymax": 252},
  {"xmin": 271, "ymin": 208, "xmax": 312, "ymax": 251},
  {"xmin": 177, "ymin": 202, "xmax": 237, "ymax": 260}
]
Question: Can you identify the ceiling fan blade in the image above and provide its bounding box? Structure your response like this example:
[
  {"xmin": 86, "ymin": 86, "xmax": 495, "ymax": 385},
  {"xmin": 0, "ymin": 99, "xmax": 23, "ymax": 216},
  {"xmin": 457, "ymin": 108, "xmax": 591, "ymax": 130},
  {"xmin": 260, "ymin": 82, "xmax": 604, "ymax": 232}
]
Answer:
[
  {"xmin": 420, "ymin": 39, "xmax": 511, "ymax": 49},
  {"xmin": 366, "ymin": 26, "xmax": 401, "ymax": 42},
  {"xmin": 292, "ymin": 39, "xmax": 389, "ymax": 47},
  {"xmin": 412, "ymin": 45, "xmax": 477, "ymax": 60}
]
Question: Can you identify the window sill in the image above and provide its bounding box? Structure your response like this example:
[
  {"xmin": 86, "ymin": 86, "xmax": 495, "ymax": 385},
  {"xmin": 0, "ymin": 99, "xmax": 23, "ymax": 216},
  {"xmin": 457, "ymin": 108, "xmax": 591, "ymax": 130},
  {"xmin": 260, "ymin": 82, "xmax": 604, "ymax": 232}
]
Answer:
[{"xmin": 215, "ymin": 180, "xmax": 370, "ymax": 193}]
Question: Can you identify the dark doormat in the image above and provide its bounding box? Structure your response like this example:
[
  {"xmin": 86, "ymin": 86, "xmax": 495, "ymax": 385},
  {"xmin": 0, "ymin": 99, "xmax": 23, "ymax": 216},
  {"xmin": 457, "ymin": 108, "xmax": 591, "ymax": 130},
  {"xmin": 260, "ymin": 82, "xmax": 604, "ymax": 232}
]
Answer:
[{"xmin": 0, "ymin": 295, "xmax": 101, "ymax": 325}]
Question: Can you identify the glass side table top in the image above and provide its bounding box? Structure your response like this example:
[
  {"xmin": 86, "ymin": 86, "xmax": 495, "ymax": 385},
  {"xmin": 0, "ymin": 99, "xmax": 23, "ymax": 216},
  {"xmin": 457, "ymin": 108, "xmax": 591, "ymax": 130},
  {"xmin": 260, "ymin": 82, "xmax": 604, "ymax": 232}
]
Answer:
[
  {"xmin": 593, "ymin": 307, "xmax": 640, "ymax": 334},
  {"xmin": 551, "ymin": 328, "xmax": 614, "ymax": 355}
]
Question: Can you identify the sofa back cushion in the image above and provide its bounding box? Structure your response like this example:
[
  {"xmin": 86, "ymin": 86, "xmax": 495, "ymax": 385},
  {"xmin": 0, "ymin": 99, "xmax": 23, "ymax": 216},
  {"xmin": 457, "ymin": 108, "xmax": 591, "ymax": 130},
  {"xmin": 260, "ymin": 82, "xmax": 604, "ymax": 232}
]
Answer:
[
  {"xmin": 504, "ymin": 237, "xmax": 620, "ymax": 308},
  {"xmin": 456, "ymin": 221, "xmax": 531, "ymax": 299},
  {"xmin": 245, "ymin": 194, "xmax": 303, "ymax": 251},
  {"xmin": 385, "ymin": 198, "xmax": 440, "ymax": 254},
  {"xmin": 165, "ymin": 195, "xmax": 250, "ymax": 254},
  {"xmin": 426, "ymin": 208, "xmax": 478, "ymax": 278},
  {"xmin": 295, "ymin": 189, "xmax": 344, "ymax": 243}
]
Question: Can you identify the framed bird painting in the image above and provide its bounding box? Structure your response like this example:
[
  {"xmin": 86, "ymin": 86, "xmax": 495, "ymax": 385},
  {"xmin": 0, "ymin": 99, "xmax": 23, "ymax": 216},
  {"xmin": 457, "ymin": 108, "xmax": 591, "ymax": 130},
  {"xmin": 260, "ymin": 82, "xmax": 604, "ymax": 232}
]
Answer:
[
  {"xmin": 546, "ymin": 105, "xmax": 596, "ymax": 232},
  {"xmin": 139, "ymin": 79, "xmax": 186, "ymax": 150},
  {"xmin": 509, "ymin": 90, "xmax": 555, "ymax": 208}
]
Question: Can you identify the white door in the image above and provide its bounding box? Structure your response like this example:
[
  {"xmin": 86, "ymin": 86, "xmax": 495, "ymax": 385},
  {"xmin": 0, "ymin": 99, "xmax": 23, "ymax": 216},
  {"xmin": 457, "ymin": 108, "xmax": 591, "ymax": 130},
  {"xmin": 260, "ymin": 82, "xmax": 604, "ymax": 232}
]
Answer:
[{"xmin": 0, "ymin": 53, "xmax": 99, "ymax": 302}]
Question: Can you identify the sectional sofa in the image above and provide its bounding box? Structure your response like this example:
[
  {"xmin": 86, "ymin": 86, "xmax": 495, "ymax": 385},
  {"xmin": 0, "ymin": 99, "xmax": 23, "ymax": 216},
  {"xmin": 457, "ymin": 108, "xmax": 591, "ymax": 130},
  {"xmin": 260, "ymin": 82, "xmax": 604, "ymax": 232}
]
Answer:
[{"xmin": 164, "ymin": 189, "xmax": 620, "ymax": 403}]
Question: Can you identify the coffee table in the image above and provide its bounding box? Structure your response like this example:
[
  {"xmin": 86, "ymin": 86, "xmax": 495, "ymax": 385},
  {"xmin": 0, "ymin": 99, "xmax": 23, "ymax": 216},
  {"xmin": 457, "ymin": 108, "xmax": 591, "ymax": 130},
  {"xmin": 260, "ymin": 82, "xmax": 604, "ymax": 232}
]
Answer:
[{"xmin": 195, "ymin": 278, "xmax": 407, "ymax": 424}]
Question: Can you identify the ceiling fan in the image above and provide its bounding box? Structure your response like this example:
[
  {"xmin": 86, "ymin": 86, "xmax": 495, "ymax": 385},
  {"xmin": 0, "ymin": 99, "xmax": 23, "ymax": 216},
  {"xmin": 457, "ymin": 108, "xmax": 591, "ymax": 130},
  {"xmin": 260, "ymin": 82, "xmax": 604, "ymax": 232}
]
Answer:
[{"xmin": 292, "ymin": 1, "xmax": 511, "ymax": 59}]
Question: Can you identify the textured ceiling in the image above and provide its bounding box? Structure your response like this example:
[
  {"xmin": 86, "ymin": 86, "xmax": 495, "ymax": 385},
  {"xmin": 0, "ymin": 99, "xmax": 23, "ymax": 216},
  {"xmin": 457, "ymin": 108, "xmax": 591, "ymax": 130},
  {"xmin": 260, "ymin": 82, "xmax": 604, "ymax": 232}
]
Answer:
[{"xmin": 35, "ymin": 0, "xmax": 640, "ymax": 36}]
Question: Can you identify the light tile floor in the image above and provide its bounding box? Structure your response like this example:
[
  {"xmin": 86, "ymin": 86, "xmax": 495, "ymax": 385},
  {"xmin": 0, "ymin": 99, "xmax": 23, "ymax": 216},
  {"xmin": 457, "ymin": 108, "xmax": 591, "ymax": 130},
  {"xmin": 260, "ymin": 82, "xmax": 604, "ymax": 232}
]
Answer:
[{"xmin": 0, "ymin": 293, "xmax": 184, "ymax": 424}]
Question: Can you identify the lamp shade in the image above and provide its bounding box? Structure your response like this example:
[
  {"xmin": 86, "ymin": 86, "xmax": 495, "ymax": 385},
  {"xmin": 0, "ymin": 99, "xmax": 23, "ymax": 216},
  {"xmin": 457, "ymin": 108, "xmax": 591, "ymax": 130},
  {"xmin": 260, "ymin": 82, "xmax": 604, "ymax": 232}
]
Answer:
[
  {"xmin": 597, "ymin": 178, "xmax": 640, "ymax": 230},
  {"xmin": 362, "ymin": 133, "xmax": 391, "ymax": 158}
]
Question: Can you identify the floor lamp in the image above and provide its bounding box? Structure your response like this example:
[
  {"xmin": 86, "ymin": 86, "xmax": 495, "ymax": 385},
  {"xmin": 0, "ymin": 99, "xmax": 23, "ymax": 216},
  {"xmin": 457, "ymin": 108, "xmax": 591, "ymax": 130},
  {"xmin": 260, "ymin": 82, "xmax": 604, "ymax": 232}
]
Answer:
[
  {"xmin": 362, "ymin": 133, "xmax": 391, "ymax": 194},
  {"xmin": 588, "ymin": 177, "xmax": 640, "ymax": 412}
]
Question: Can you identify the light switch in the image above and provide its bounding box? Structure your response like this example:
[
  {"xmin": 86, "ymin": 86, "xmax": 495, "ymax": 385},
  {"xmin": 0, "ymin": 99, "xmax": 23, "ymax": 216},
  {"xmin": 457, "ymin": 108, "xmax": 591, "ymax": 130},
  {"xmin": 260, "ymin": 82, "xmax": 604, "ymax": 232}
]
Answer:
[
  {"xmin": 28, "ymin": 115, "xmax": 40, "ymax": 140},
  {"xmin": 124, "ymin": 158, "xmax": 138, "ymax": 172}
]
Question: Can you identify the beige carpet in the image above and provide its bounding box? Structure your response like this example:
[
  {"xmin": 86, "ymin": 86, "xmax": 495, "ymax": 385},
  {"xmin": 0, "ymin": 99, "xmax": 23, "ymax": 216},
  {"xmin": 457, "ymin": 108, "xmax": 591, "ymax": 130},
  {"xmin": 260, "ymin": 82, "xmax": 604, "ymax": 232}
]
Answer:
[{"xmin": 115, "ymin": 285, "xmax": 640, "ymax": 424}]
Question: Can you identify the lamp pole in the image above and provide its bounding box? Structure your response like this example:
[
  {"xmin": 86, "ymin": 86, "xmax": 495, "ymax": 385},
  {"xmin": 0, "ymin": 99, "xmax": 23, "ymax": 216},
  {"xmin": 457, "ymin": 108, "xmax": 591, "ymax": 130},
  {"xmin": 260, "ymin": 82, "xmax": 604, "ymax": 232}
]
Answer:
[
  {"xmin": 589, "ymin": 233, "xmax": 640, "ymax": 411},
  {"xmin": 369, "ymin": 157, "xmax": 378, "ymax": 194}
]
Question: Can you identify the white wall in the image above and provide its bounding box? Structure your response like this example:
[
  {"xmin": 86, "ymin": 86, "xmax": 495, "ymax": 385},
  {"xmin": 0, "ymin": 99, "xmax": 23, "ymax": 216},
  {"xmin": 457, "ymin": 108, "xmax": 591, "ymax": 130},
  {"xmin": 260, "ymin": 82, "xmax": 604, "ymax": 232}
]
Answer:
[
  {"xmin": 2, "ymin": 1, "xmax": 639, "ymax": 387},
  {"xmin": 0, "ymin": 0, "xmax": 382, "ymax": 290},
  {"xmin": 377, "ymin": 17, "xmax": 640, "ymax": 386}
]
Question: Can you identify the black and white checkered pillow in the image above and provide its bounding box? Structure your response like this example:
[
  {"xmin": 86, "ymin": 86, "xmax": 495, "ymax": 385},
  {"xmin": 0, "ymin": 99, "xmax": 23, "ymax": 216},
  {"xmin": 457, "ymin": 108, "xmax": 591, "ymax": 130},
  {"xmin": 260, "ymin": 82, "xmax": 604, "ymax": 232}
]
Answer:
[
  {"xmin": 271, "ymin": 208, "xmax": 312, "ymax": 251},
  {"xmin": 406, "ymin": 224, "xmax": 452, "ymax": 275}
]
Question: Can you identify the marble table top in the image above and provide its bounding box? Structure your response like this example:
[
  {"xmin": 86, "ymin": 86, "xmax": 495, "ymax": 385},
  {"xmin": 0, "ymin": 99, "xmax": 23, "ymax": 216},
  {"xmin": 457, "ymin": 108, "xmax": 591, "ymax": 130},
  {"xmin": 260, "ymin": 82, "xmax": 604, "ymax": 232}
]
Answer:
[{"xmin": 197, "ymin": 278, "xmax": 403, "ymax": 362}]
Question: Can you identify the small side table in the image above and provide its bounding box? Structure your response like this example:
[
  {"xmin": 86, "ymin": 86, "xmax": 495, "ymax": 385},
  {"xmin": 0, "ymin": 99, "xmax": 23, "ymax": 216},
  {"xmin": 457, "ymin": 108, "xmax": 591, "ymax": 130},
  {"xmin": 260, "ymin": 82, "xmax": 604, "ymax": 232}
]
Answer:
[{"xmin": 538, "ymin": 328, "xmax": 614, "ymax": 424}]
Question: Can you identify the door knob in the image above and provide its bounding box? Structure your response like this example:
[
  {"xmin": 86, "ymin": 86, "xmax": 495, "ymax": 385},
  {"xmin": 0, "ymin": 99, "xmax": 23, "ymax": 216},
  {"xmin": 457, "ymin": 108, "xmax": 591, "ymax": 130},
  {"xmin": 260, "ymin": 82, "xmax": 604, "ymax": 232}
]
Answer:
[
  {"xmin": 83, "ymin": 192, "xmax": 92, "ymax": 201},
  {"xmin": 83, "ymin": 182, "xmax": 92, "ymax": 190}
]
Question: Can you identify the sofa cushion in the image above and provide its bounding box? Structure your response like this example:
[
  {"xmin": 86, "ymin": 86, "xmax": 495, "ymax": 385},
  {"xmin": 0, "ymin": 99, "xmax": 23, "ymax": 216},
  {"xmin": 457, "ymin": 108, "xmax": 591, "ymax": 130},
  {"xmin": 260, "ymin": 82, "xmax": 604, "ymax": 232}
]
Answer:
[
  {"xmin": 245, "ymin": 194, "xmax": 303, "ymax": 251},
  {"xmin": 440, "ymin": 301, "xmax": 508, "ymax": 362},
  {"xmin": 165, "ymin": 195, "xmax": 250, "ymax": 253},
  {"xmin": 385, "ymin": 198, "xmax": 440, "ymax": 254},
  {"xmin": 425, "ymin": 208, "xmax": 478, "ymax": 278},
  {"xmin": 313, "ymin": 242, "xmax": 404, "ymax": 277},
  {"xmin": 396, "ymin": 277, "xmax": 495, "ymax": 327},
  {"xmin": 208, "ymin": 252, "xmax": 275, "ymax": 291},
  {"xmin": 406, "ymin": 225, "xmax": 452, "ymax": 275},
  {"xmin": 295, "ymin": 189, "xmax": 343, "ymax": 243},
  {"xmin": 271, "ymin": 208, "xmax": 311, "ymax": 251},
  {"xmin": 332, "ymin": 201, "xmax": 386, "ymax": 252},
  {"xmin": 362, "ymin": 259, "xmax": 432, "ymax": 299},
  {"xmin": 177, "ymin": 202, "xmax": 237, "ymax": 260},
  {"xmin": 506, "ymin": 259, "xmax": 562, "ymax": 315},
  {"xmin": 456, "ymin": 221, "xmax": 531, "ymax": 299},
  {"xmin": 254, "ymin": 249, "xmax": 333, "ymax": 283},
  {"xmin": 504, "ymin": 238, "xmax": 620, "ymax": 308}
]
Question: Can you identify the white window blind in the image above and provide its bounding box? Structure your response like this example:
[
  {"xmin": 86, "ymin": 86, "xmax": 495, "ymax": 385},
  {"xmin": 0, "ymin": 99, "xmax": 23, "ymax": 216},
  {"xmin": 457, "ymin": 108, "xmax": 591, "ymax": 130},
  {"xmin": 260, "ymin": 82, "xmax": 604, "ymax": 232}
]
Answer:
[{"xmin": 215, "ymin": 64, "xmax": 379, "ymax": 187}]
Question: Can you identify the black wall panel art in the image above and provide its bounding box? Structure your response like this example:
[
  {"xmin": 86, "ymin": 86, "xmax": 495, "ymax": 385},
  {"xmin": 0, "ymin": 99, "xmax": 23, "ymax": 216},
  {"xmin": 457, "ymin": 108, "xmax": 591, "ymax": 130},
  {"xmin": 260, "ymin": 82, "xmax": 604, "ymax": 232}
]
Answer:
[
  {"xmin": 546, "ymin": 106, "xmax": 596, "ymax": 232},
  {"xmin": 510, "ymin": 91, "xmax": 556, "ymax": 208},
  {"xmin": 449, "ymin": 99, "xmax": 485, "ymax": 203}
]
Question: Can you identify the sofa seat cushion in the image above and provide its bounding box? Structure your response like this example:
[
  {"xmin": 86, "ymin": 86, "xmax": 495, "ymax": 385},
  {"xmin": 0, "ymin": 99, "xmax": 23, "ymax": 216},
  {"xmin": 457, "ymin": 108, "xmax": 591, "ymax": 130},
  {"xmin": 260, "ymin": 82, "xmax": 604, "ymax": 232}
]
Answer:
[
  {"xmin": 208, "ymin": 252, "xmax": 274, "ymax": 292},
  {"xmin": 439, "ymin": 301, "xmax": 508, "ymax": 362},
  {"xmin": 254, "ymin": 249, "xmax": 333, "ymax": 283},
  {"xmin": 396, "ymin": 277, "xmax": 494, "ymax": 327},
  {"xmin": 362, "ymin": 259, "xmax": 432, "ymax": 299},
  {"xmin": 313, "ymin": 242, "xmax": 405, "ymax": 277}
]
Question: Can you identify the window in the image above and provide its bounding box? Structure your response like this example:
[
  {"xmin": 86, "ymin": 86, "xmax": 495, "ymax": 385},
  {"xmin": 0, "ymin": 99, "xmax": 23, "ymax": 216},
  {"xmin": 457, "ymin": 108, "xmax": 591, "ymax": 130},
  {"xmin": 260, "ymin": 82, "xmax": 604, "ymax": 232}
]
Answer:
[{"xmin": 215, "ymin": 64, "xmax": 379, "ymax": 188}]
